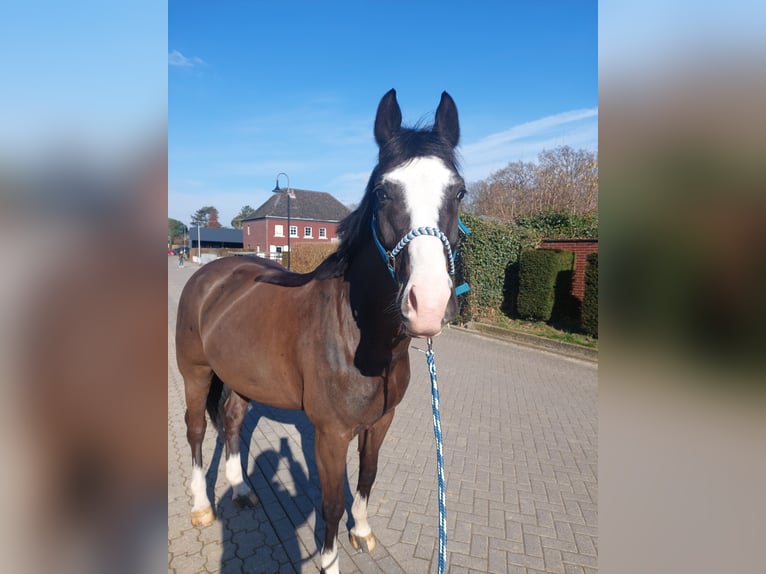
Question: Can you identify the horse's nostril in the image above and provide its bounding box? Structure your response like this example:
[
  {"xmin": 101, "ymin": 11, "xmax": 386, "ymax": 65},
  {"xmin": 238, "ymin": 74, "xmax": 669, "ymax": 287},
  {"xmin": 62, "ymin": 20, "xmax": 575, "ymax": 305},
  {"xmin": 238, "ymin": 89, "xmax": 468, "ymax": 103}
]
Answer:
[{"xmin": 408, "ymin": 287, "xmax": 418, "ymax": 312}]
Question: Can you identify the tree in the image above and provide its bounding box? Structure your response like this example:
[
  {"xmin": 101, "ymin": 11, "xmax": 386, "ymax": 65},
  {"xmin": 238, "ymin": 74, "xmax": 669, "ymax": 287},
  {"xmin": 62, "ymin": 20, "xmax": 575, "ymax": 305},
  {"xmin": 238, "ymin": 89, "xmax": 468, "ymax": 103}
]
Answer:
[
  {"xmin": 469, "ymin": 160, "xmax": 537, "ymax": 220},
  {"xmin": 467, "ymin": 145, "xmax": 598, "ymax": 220},
  {"xmin": 190, "ymin": 206, "xmax": 222, "ymax": 228},
  {"xmin": 536, "ymin": 146, "xmax": 598, "ymax": 215},
  {"xmin": 207, "ymin": 207, "xmax": 222, "ymax": 228},
  {"xmin": 168, "ymin": 218, "xmax": 186, "ymax": 245},
  {"xmin": 190, "ymin": 207, "xmax": 208, "ymax": 226},
  {"xmin": 231, "ymin": 205, "xmax": 256, "ymax": 229}
]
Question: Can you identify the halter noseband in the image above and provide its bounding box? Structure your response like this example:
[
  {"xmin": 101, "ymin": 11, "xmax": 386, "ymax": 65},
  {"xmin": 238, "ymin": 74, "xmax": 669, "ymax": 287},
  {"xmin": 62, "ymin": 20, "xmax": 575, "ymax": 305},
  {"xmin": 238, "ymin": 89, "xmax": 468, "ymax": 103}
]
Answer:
[{"xmin": 370, "ymin": 202, "xmax": 470, "ymax": 296}]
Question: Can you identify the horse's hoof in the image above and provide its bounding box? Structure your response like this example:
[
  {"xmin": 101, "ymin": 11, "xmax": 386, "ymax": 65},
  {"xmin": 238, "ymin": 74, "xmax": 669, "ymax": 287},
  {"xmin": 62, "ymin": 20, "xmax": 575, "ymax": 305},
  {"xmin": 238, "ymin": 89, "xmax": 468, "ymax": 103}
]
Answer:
[
  {"xmin": 349, "ymin": 531, "xmax": 377, "ymax": 553},
  {"xmin": 191, "ymin": 506, "xmax": 215, "ymax": 526},
  {"xmin": 233, "ymin": 491, "xmax": 259, "ymax": 509}
]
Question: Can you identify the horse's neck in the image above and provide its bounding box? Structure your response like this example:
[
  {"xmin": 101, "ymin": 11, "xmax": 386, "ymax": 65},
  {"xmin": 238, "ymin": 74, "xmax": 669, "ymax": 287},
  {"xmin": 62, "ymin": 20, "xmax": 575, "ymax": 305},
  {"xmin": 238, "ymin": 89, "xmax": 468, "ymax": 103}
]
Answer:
[
  {"xmin": 344, "ymin": 241, "xmax": 404, "ymax": 345},
  {"xmin": 336, "ymin": 243, "xmax": 409, "ymax": 376}
]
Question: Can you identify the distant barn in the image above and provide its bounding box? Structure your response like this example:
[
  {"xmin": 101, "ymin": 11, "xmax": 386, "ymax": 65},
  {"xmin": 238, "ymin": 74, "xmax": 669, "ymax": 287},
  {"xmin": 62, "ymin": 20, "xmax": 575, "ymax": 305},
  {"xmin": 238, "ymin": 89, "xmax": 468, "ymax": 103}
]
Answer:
[{"xmin": 189, "ymin": 227, "xmax": 244, "ymax": 249}]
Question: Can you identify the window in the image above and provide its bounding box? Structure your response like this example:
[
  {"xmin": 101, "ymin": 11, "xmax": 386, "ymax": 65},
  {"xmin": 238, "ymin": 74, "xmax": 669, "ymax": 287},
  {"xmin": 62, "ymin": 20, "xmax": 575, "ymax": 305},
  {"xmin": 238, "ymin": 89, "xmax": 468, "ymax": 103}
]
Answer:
[
  {"xmin": 319, "ymin": 227, "xmax": 327, "ymax": 239},
  {"xmin": 274, "ymin": 224, "xmax": 284, "ymax": 237},
  {"xmin": 246, "ymin": 226, "xmax": 250, "ymax": 236},
  {"xmin": 304, "ymin": 226, "xmax": 313, "ymax": 238},
  {"xmin": 289, "ymin": 226, "xmax": 298, "ymax": 237}
]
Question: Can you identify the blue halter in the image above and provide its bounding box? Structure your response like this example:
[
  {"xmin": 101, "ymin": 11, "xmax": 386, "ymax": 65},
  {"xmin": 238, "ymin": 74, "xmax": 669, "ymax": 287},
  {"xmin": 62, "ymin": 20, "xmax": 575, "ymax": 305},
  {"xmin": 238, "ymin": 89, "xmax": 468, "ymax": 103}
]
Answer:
[{"xmin": 370, "ymin": 203, "xmax": 471, "ymax": 296}]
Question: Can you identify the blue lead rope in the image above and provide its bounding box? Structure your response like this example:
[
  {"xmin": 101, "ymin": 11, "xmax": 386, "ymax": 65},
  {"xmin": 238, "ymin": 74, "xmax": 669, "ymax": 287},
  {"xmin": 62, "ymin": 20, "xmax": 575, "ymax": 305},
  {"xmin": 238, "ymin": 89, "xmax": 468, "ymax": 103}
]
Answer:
[{"xmin": 426, "ymin": 337, "xmax": 447, "ymax": 574}]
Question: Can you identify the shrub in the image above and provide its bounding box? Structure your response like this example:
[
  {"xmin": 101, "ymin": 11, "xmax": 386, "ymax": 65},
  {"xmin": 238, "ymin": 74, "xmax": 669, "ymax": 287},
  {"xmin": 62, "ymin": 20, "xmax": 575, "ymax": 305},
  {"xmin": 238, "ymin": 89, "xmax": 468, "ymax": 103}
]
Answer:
[
  {"xmin": 455, "ymin": 213, "xmax": 540, "ymax": 322},
  {"xmin": 550, "ymin": 265, "xmax": 580, "ymax": 329},
  {"xmin": 501, "ymin": 261, "xmax": 521, "ymax": 317},
  {"xmin": 581, "ymin": 252, "xmax": 598, "ymax": 337},
  {"xmin": 288, "ymin": 243, "xmax": 339, "ymax": 273},
  {"xmin": 514, "ymin": 210, "xmax": 598, "ymax": 239},
  {"xmin": 517, "ymin": 249, "xmax": 575, "ymax": 321}
]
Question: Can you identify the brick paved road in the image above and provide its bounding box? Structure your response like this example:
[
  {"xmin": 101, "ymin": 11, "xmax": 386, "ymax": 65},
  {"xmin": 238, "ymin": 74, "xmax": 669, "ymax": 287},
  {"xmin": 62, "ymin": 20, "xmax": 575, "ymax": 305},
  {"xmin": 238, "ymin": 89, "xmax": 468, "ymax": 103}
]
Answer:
[{"xmin": 168, "ymin": 258, "xmax": 598, "ymax": 573}]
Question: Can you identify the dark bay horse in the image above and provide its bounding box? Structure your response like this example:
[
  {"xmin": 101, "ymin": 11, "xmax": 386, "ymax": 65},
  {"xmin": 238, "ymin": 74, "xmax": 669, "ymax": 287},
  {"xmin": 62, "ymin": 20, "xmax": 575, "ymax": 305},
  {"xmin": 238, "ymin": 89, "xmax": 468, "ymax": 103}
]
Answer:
[{"xmin": 176, "ymin": 89, "xmax": 466, "ymax": 573}]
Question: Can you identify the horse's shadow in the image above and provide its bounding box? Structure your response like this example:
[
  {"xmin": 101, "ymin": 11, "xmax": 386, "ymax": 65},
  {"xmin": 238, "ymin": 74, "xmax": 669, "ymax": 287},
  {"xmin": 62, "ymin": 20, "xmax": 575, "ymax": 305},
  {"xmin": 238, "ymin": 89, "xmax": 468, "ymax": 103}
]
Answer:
[{"xmin": 207, "ymin": 402, "xmax": 355, "ymax": 573}]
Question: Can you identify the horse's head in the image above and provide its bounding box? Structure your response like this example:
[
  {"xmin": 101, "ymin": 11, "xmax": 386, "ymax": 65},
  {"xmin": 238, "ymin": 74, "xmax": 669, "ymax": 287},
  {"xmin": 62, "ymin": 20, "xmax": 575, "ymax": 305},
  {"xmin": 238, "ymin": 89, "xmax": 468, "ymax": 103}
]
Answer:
[{"xmin": 370, "ymin": 89, "xmax": 466, "ymax": 338}]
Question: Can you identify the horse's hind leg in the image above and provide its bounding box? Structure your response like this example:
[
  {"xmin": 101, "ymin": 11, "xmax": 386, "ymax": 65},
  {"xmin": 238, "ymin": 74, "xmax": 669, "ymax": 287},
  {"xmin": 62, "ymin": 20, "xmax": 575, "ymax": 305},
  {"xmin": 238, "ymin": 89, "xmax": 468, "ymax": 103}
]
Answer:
[
  {"xmin": 222, "ymin": 390, "xmax": 258, "ymax": 508},
  {"xmin": 183, "ymin": 365, "xmax": 216, "ymax": 526},
  {"xmin": 349, "ymin": 409, "xmax": 395, "ymax": 553}
]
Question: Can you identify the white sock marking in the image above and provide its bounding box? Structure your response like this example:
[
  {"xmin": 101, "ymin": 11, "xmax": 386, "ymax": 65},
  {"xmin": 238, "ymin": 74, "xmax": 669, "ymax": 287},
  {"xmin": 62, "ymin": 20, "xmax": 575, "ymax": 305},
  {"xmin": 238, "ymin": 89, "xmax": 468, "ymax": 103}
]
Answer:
[
  {"xmin": 189, "ymin": 464, "xmax": 210, "ymax": 512},
  {"xmin": 225, "ymin": 454, "xmax": 251, "ymax": 498},
  {"xmin": 320, "ymin": 541, "xmax": 339, "ymax": 574},
  {"xmin": 351, "ymin": 491, "xmax": 371, "ymax": 538}
]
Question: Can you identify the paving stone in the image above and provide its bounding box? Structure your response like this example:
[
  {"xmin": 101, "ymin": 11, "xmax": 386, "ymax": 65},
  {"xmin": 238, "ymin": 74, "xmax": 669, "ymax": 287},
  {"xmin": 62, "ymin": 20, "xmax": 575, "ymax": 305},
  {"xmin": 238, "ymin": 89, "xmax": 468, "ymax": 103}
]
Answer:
[
  {"xmin": 450, "ymin": 549, "xmax": 488, "ymax": 571},
  {"xmin": 488, "ymin": 547, "xmax": 508, "ymax": 574}
]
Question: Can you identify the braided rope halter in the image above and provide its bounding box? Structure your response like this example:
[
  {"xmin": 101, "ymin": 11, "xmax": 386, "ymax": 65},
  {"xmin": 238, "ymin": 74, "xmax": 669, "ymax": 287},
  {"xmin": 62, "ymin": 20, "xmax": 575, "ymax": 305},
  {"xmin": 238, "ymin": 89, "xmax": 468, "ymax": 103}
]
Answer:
[
  {"xmin": 370, "ymin": 206, "xmax": 471, "ymax": 574},
  {"xmin": 389, "ymin": 226, "xmax": 456, "ymax": 275},
  {"xmin": 370, "ymin": 206, "xmax": 470, "ymax": 295}
]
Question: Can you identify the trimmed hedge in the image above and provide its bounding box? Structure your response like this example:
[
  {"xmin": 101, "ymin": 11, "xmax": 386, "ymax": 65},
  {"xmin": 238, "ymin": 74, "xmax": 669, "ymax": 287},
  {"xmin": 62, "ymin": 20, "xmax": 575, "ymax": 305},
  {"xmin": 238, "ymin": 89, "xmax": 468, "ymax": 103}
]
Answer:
[
  {"xmin": 581, "ymin": 252, "xmax": 598, "ymax": 337},
  {"xmin": 515, "ymin": 210, "xmax": 598, "ymax": 239},
  {"xmin": 455, "ymin": 213, "xmax": 540, "ymax": 322},
  {"xmin": 286, "ymin": 243, "xmax": 339, "ymax": 273},
  {"xmin": 517, "ymin": 249, "xmax": 575, "ymax": 321}
]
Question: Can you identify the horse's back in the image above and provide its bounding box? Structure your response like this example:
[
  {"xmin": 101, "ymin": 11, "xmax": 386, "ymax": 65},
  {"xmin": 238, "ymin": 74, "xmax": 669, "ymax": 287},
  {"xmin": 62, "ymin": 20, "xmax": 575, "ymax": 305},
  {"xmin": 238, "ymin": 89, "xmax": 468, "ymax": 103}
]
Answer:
[
  {"xmin": 179, "ymin": 253, "xmax": 292, "ymax": 310},
  {"xmin": 175, "ymin": 255, "xmax": 307, "ymax": 409}
]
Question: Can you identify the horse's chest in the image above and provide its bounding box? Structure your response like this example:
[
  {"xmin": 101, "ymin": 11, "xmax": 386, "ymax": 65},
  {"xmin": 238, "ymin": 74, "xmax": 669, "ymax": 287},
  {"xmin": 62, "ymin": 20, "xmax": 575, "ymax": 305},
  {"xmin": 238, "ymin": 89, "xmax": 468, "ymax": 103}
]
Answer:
[{"xmin": 337, "ymin": 367, "xmax": 410, "ymax": 425}]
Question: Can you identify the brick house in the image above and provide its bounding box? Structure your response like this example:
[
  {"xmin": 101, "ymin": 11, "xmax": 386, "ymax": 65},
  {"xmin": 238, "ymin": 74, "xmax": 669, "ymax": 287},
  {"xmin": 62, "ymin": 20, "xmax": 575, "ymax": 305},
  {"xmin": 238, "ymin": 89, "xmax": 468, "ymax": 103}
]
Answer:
[{"xmin": 241, "ymin": 189, "xmax": 351, "ymax": 259}]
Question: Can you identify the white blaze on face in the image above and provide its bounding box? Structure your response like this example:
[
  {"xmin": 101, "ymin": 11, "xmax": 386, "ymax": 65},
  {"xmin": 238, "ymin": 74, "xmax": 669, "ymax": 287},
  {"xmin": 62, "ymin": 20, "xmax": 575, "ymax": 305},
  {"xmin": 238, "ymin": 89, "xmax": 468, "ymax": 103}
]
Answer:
[{"xmin": 383, "ymin": 156, "xmax": 454, "ymax": 337}]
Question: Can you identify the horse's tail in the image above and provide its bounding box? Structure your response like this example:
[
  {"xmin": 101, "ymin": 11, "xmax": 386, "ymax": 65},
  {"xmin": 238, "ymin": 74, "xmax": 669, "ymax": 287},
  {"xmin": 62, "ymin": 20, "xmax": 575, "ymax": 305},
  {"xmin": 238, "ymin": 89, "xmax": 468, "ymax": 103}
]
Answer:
[{"xmin": 205, "ymin": 373, "xmax": 230, "ymax": 435}]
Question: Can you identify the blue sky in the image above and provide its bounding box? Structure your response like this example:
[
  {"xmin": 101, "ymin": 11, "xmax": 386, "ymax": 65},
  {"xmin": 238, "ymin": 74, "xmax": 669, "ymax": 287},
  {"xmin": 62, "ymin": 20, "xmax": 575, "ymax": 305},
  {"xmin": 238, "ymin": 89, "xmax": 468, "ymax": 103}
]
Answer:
[
  {"xmin": 169, "ymin": 1, "xmax": 597, "ymax": 227},
  {"xmin": 2, "ymin": 1, "xmax": 166, "ymax": 162}
]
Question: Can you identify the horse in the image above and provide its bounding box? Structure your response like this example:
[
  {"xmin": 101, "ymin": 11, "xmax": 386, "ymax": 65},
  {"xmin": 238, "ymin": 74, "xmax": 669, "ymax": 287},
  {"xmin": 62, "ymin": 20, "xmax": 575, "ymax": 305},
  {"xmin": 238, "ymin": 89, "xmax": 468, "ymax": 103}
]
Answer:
[{"xmin": 176, "ymin": 88, "xmax": 467, "ymax": 573}]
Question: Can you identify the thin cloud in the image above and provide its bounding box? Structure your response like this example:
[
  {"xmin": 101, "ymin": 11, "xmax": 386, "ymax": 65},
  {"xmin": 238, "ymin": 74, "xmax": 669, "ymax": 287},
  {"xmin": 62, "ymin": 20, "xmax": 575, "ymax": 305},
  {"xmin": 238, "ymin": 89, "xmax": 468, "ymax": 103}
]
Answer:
[
  {"xmin": 168, "ymin": 49, "xmax": 206, "ymax": 68},
  {"xmin": 324, "ymin": 171, "xmax": 370, "ymax": 205},
  {"xmin": 461, "ymin": 108, "xmax": 598, "ymax": 181}
]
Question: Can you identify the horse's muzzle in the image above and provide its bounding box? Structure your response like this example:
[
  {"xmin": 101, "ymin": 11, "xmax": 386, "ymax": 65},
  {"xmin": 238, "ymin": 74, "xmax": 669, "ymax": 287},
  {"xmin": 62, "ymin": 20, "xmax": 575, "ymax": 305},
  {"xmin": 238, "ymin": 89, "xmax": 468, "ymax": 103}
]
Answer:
[
  {"xmin": 401, "ymin": 278, "xmax": 454, "ymax": 338},
  {"xmin": 397, "ymin": 235, "xmax": 457, "ymax": 338}
]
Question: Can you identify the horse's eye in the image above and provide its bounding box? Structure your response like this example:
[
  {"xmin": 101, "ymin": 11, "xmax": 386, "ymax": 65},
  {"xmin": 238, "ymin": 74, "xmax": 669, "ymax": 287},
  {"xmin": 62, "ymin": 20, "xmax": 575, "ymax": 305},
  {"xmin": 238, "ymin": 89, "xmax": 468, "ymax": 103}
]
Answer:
[
  {"xmin": 456, "ymin": 188, "xmax": 466, "ymax": 201},
  {"xmin": 375, "ymin": 185, "xmax": 390, "ymax": 201}
]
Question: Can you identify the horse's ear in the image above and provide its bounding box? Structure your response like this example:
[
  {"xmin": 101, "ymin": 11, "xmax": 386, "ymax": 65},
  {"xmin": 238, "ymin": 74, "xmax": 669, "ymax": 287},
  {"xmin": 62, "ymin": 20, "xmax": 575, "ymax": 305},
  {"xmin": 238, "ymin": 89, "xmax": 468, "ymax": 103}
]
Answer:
[
  {"xmin": 434, "ymin": 91, "xmax": 460, "ymax": 148},
  {"xmin": 374, "ymin": 89, "xmax": 402, "ymax": 146}
]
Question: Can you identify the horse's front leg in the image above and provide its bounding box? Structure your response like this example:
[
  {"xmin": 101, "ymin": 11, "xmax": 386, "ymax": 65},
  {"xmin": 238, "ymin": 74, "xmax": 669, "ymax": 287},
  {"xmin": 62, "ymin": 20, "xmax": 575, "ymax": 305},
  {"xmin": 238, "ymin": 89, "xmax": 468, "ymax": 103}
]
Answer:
[
  {"xmin": 349, "ymin": 409, "xmax": 395, "ymax": 553},
  {"xmin": 314, "ymin": 428, "xmax": 351, "ymax": 574}
]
